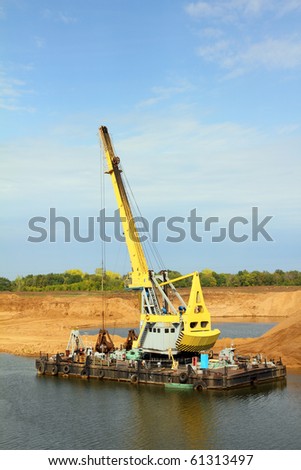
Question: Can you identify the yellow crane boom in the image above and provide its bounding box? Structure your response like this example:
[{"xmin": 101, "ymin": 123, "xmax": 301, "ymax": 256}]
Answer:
[{"xmin": 99, "ymin": 126, "xmax": 151, "ymax": 289}]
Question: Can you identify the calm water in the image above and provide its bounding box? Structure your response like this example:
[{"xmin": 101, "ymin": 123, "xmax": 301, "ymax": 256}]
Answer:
[{"xmin": 0, "ymin": 353, "xmax": 300, "ymax": 450}]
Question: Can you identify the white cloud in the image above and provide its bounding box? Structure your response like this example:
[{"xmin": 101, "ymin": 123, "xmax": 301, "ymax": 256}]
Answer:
[
  {"xmin": 201, "ymin": 27, "xmax": 224, "ymax": 39},
  {"xmin": 109, "ymin": 113, "xmax": 301, "ymax": 221},
  {"xmin": 185, "ymin": 0, "xmax": 301, "ymax": 20},
  {"xmin": 186, "ymin": 1, "xmax": 301, "ymax": 75},
  {"xmin": 3, "ymin": 114, "xmax": 298, "ymax": 217},
  {"xmin": 278, "ymin": 0, "xmax": 301, "ymax": 15},
  {"xmin": 0, "ymin": 102, "xmax": 35, "ymax": 111},
  {"xmin": 198, "ymin": 36, "xmax": 301, "ymax": 75},
  {"xmin": 0, "ymin": 68, "xmax": 35, "ymax": 111},
  {"xmin": 240, "ymin": 37, "xmax": 301, "ymax": 69},
  {"xmin": 34, "ymin": 36, "xmax": 45, "ymax": 48},
  {"xmin": 58, "ymin": 12, "xmax": 77, "ymax": 24},
  {"xmin": 137, "ymin": 80, "xmax": 193, "ymax": 107},
  {"xmin": 42, "ymin": 9, "xmax": 52, "ymax": 19},
  {"xmin": 198, "ymin": 39, "xmax": 232, "ymax": 63},
  {"xmin": 277, "ymin": 123, "xmax": 300, "ymax": 134},
  {"xmin": 0, "ymin": 138, "xmax": 99, "ymax": 212},
  {"xmin": 186, "ymin": 1, "xmax": 220, "ymax": 18},
  {"xmin": 42, "ymin": 8, "xmax": 77, "ymax": 24},
  {"xmin": 185, "ymin": 0, "xmax": 265, "ymax": 20}
]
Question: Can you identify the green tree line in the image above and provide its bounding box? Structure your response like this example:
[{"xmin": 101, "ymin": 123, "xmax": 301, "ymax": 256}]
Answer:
[
  {"xmin": 0, "ymin": 268, "xmax": 301, "ymax": 292},
  {"xmin": 0, "ymin": 269, "xmax": 124, "ymax": 292}
]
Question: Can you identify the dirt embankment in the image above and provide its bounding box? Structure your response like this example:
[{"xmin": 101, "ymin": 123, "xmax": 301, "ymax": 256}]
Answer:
[
  {"xmin": 0, "ymin": 291, "xmax": 139, "ymax": 357},
  {"xmin": 0, "ymin": 287, "xmax": 300, "ymax": 369},
  {"xmin": 221, "ymin": 309, "xmax": 301, "ymax": 370}
]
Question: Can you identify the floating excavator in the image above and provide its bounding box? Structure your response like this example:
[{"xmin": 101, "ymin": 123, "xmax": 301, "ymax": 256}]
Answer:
[
  {"xmin": 99, "ymin": 126, "xmax": 221, "ymax": 359},
  {"xmin": 35, "ymin": 127, "xmax": 287, "ymax": 390}
]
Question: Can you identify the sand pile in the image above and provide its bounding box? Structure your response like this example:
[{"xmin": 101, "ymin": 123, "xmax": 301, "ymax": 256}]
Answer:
[{"xmin": 218, "ymin": 309, "xmax": 301, "ymax": 369}]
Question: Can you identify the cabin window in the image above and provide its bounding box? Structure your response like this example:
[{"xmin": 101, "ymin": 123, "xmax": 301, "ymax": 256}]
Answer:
[
  {"xmin": 165, "ymin": 328, "xmax": 169, "ymax": 333},
  {"xmin": 157, "ymin": 328, "xmax": 161, "ymax": 333},
  {"xmin": 171, "ymin": 328, "xmax": 175, "ymax": 333},
  {"xmin": 190, "ymin": 322, "xmax": 198, "ymax": 328},
  {"xmin": 201, "ymin": 321, "xmax": 208, "ymax": 328},
  {"xmin": 149, "ymin": 328, "xmax": 152, "ymax": 332},
  {"xmin": 153, "ymin": 328, "xmax": 156, "ymax": 332}
]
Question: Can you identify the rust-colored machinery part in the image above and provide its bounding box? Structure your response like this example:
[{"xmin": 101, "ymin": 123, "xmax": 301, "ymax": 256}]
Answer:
[
  {"xmin": 95, "ymin": 329, "xmax": 115, "ymax": 353},
  {"xmin": 123, "ymin": 329, "xmax": 138, "ymax": 351}
]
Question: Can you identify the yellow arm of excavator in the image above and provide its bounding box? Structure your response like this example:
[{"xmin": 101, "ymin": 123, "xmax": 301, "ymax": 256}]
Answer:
[{"xmin": 99, "ymin": 126, "xmax": 151, "ymax": 288}]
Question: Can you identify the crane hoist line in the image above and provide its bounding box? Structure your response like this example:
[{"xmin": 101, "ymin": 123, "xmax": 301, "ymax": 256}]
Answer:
[{"xmin": 98, "ymin": 125, "xmax": 220, "ymax": 357}]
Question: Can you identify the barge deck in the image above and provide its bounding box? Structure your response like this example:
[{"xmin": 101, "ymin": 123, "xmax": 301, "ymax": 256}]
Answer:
[{"xmin": 36, "ymin": 354, "xmax": 286, "ymax": 391}]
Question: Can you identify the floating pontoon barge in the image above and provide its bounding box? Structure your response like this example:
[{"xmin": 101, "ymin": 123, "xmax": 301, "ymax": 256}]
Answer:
[{"xmin": 36, "ymin": 353, "xmax": 286, "ymax": 391}]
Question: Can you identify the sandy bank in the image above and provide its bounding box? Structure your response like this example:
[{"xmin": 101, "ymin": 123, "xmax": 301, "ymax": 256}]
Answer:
[{"xmin": 0, "ymin": 287, "xmax": 300, "ymax": 369}]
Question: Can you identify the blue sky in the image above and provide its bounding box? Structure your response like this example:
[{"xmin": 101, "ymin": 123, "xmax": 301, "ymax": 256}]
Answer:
[{"xmin": 1, "ymin": 0, "xmax": 301, "ymax": 279}]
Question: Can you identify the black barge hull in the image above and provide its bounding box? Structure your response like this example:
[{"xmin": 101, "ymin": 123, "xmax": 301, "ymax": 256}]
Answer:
[{"xmin": 35, "ymin": 356, "xmax": 286, "ymax": 391}]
